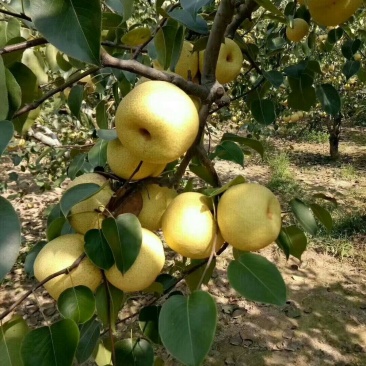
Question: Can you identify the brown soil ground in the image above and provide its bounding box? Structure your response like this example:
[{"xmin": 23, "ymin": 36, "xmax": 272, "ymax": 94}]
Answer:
[{"xmin": 1, "ymin": 126, "xmax": 365, "ymax": 366}]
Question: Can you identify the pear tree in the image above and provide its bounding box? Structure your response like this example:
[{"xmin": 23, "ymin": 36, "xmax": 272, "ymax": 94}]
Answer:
[{"xmin": 0, "ymin": 1, "xmax": 364, "ymax": 365}]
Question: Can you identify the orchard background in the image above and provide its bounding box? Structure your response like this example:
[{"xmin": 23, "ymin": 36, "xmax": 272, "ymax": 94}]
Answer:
[{"xmin": 0, "ymin": 0, "xmax": 366, "ymax": 365}]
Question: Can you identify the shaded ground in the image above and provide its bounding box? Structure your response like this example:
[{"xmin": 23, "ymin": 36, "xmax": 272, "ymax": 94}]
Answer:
[{"xmin": 0, "ymin": 126, "xmax": 365, "ymax": 365}]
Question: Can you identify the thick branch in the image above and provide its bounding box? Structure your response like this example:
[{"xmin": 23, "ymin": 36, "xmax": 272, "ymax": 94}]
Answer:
[
  {"xmin": 13, "ymin": 67, "xmax": 100, "ymax": 118},
  {"xmin": 0, "ymin": 253, "xmax": 86, "ymax": 321},
  {"xmin": 201, "ymin": 0, "xmax": 235, "ymax": 86},
  {"xmin": 225, "ymin": 0, "xmax": 259, "ymax": 38},
  {"xmin": 0, "ymin": 37, "xmax": 47, "ymax": 55},
  {"xmin": 101, "ymin": 50, "xmax": 209, "ymax": 100}
]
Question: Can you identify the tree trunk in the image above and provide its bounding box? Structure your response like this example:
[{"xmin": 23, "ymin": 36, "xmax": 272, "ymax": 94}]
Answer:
[
  {"xmin": 327, "ymin": 114, "xmax": 342, "ymax": 160},
  {"xmin": 329, "ymin": 133, "xmax": 340, "ymax": 160}
]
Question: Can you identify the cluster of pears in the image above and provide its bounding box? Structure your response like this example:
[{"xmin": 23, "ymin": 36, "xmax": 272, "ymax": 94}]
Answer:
[
  {"xmin": 33, "ymin": 41, "xmax": 281, "ymax": 301},
  {"xmin": 286, "ymin": 0, "xmax": 362, "ymax": 44}
]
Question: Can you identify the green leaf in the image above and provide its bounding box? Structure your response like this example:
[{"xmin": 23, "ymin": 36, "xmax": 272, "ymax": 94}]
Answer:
[
  {"xmin": 5, "ymin": 68, "xmax": 22, "ymax": 119},
  {"xmin": 29, "ymin": 0, "xmax": 101, "ymax": 65},
  {"xmin": 290, "ymin": 198, "xmax": 318, "ymax": 235},
  {"xmin": 155, "ymin": 273, "xmax": 177, "ymax": 292},
  {"xmin": 24, "ymin": 241, "xmax": 47, "ymax": 277},
  {"xmin": 310, "ymin": 203, "xmax": 333, "ymax": 232},
  {"xmin": 169, "ymin": 9, "xmax": 209, "ymax": 35},
  {"xmin": 287, "ymin": 86, "xmax": 316, "ymax": 111},
  {"xmin": 170, "ymin": 26, "xmax": 184, "ymax": 73},
  {"xmin": 251, "ymin": 98, "xmax": 276, "ymax": 125},
  {"xmin": 185, "ymin": 258, "xmax": 216, "ymax": 292},
  {"xmin": 121, "ymin": 27, "xmax": 151, "ymax": 46},
  {"xmin": 192, "ymin": 36, "xmax": 209, "ymax": 52},
  {"xmin": 254, "ymin": 0, "xmax": 284, "ymax": 18},
  {"xmin": 139, "ymin": 306, "xmax": 162, "ymax": 344},
  {"xmin": 88, "ymin": 139, "xmax": 108, "ymax": 168},
  {"xmin": 95, "ymin": 282, "xmax": 125, "ymax": 330},
  {"xmin": 84, "ymin": 229, "xmax": 114, "ymax": 270},
  {"xmin": 8, "ymin": 62, "xmax": 37, "ymax": 133},
  {"xmin": 20, "ymin": 319, "xmax": 80, "ymax": 366},
  {"xmin": 47, "ymin": 216, "xmax": 67, "ymax": 241},
  {"xmin": 106, "ymin": 0, "xmax": 134, "ymax": 22},
  {"xmin": 159, "ymin": 291, "xmax": 217, "ymax": 366},
  {"xmin": 276, "ymin": 225, "xmax": 307, "ymax": 260},
  {"xmin": 312, "ymin": 192, "xmax": 338, "ymax": 207},
  {"xmin": 0, "ymin": 315, "xmax": 30, "ymax": 366},
  {"xmin": 96, "ymin": 100, "xmax": 108, "ymax": 129},
  {"xmin": 0, "ymin": 58, "xmax": 9, "ymax": 120},
  {"xmin": 58, "ymin": 285, "xmax": 96, "ymax": 324},
  {"xmin": 0, "ymin": 196, "xmax": 21, "ymax": 280},
  {"xmin": 316, "ymin": 83, "xmax": 341, "ymax": 116},
  {"xmin": 0, "ymin": 17, "xmax": 21, "ymax": 48},
  {"xmin": 327, "ymin": 27, "xmax": 343, "ymax": 44},
  {"xmin": 189, "ymin": 161, "xmax": 218, "ymax": 187},
  {"xmin": 0, "ymin": 120, "xmax": 14, "ymax": 156},
  {"xmin": 342, "ymin": 60, "xmax": 361, "ymax": 80},
  {"xmin": 205, "ymin": 175, "xmax": 246, "ymax": 197},
  {"xmin": 102, "ymin": 214, "xmax": 142, "ymax": 274},
  {"xmin": 211, "ymin": 140, "xmax": 244, "ymax": 166},
  {"xmin": 263, "ymin": 70, "xmax": 284, "ymax": 88},
  {"xmin": 115, "ymin": 338, "xmax": 154, "ymax": 366},
  {"xmin": 97, "ymin": 129, "xmax": 118, "ymax": 141},
  {"xmin": 68, "ymin": 84, "xmax": 84, "ymax": 120},
  {"xmin": 228, "ymin": 252, "xmax": 287, "ymax": 306},
  {"xmin": 221, "ymin": 132, "xmax": 264, "ymax": 158},
  {"xmin": 67, "ymin": 153, "xmax": 93, "ymax": 180},
  {"xmin": 60, "ymin": 183, "xmax": 101, "ymax": 216},
  {"xmin": 76, "ymin": 317, "xmax": 101, "ymax": 364},
  {"xmin": 154, "ymin": 20, "xmax": 179, "ymax": 70},
  {"xmin": 181, "ymin": 0, "xmax": 213, "ymax": 18},
  {"xmin": 341, "ymin": 39, "xmax": 361, "ymax": 60}
]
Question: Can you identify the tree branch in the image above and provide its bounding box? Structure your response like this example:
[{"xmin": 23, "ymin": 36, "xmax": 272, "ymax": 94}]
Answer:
[
  {"xmin": 101, "ymin": 50, "xmax": 209, "ymax": 101},
  {"xmin": 12, "ymin": 67, "xmax": 100, "ymax": 118},
  {"xmin": 0, "ymin": 8, "xmax": 31, "ymax": 21},
  {"xmin": 0, "ymin": 253, "xmax": 86, "ymax": 321},
  {"xmin": 225, "ymin": 0, "xmax": 259, "ymax": 38},
  {"xmin": 0, "ymin": 37, "xmax": 48, "ymax": 55},
  {"xmin": 201, "ymin": 0, "xmax": 235, "ymax": 87}
]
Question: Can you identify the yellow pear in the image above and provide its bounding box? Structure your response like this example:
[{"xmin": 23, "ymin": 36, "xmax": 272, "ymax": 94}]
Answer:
[
  {"xmin": 306, "ymin": 0, "xmax": 362, "ymax": 26},
  {"xmin": 107, "ymin": 139, "xmax": 166, "ymax": 180},
  {"xmin": 153, "ymin": 41, "xmax": 198, "ymax": 80},
  {"xmin": 33, "ymin": 234, "xmax": 102, "ymax": 300},
  {"xmin": 137, "ymin": 184, "xmax": 178, "ymax": 231},
  {"xmin": 217, "ymin": 183, "xmax": 282, "ymax": 252},
  {"xmin": 105, "ymin": 228, "xmax": 165, "ymax": 292},
  {"xmin": 115, "ymin": 81, "xmax": 199, "ymax": 164},
  {"xmin": 67, "ymin": 173, "xmax": 113, "ymax": 235},
  {"xmin": 199, "ymin": 38, "xmax": 243, "ymax": 84},
  {"xmin": 162, "ymin": 192, "xmax": 224, "ymax": 259},
  {"xmin": 286, "ymin": 18, "xmax": 310, "ymax": 42}
]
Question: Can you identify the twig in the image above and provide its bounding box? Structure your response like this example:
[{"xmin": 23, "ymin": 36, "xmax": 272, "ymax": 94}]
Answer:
[
  {"xmin": 0, "ymin": 37, "xmax": 48, "ymax": 55},
  {"xmin": 0, "ymin": 8, "xmax": 31, "ymax": 21},
  {"xmin": 225, "ymin": 0, "xmax": 259, "ymax": 38},
  {"xmin": 0, "ymin": 253, "xmax": 86, "ymax": 321},
  {"xmin": 12, "ymin": 67, "xmax": 100, "ymax": 118}
]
